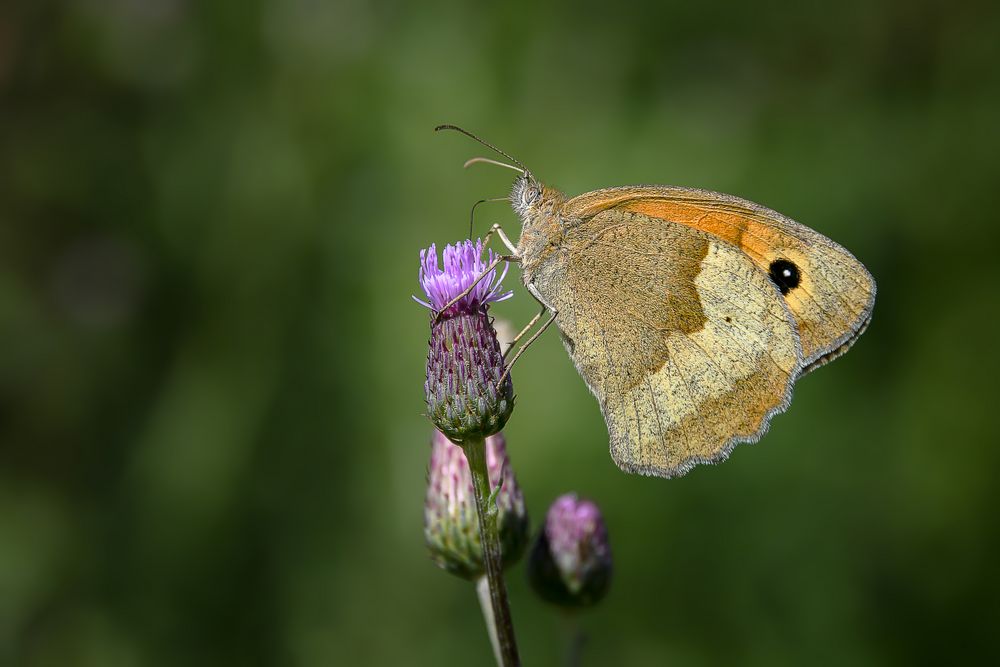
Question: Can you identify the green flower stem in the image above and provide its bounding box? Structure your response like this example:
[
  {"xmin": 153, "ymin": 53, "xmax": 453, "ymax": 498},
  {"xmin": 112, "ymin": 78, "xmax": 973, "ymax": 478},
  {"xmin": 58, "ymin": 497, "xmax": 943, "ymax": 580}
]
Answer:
[
  {"xmin": 463, "ymin": 437, "xmax": 520, "ymax": 666},
  {"xmin": 562, "ymin": 613, "xmax": 586, "ymax": 667}
]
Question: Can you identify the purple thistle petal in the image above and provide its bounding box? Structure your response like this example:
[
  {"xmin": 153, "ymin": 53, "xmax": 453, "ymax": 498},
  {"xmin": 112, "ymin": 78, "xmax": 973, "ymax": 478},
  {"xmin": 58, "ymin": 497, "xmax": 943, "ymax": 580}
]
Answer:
[{"xmin": 414, "ymin": 239, "xmax": 514, "ymax": 317}]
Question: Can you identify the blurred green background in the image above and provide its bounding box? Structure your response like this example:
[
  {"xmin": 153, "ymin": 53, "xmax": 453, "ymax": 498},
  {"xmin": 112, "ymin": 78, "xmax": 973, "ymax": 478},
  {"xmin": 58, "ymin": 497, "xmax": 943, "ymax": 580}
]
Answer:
[{"xmin": 2, "ymin": 0, "xmax": 999, "ymax": 665}]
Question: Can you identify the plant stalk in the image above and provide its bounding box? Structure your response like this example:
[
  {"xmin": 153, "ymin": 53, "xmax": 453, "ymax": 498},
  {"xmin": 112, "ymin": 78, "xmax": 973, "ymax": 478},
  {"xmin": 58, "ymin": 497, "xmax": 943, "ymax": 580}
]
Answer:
[
  {"xmin": 463, "ymin": 437, "xmax": 520, "ymax": 666},
  {"xmin": 476, "ymin": 575, "xmax": 502, "ymax": 667},
  {"xmin": 562, "ymin": 613, "xmax": 586, "ymax": 667}
]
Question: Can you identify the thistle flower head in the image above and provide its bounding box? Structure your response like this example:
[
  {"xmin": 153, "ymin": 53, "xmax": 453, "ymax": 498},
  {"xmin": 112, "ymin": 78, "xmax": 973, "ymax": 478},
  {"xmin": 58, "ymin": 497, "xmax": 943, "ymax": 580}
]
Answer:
[
  {"xmin": 424, "ymin": 430, "xmax": 529, "ymax": 579},
  {"xmin": 418, "ymin": 239, "xmax": 514, "ymax": 442},
  {"xmin": 414, "ymin": 239, "xmax": 513, "ymax": 319},
  {"xmin": 528, "ymin": 493, "xmax": 613, "ymax": 608}
]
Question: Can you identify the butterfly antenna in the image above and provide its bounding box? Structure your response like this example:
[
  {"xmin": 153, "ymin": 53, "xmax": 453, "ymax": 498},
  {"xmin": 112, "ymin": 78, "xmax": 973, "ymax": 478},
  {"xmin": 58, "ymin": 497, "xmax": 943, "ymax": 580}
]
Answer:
[
  {"xmin": 463, "ymin": 156, "xmax": 523, "ymax": 173},
  {"xmin": 435, "ymin": 124, "xmax": 529, "ymax": 174}
]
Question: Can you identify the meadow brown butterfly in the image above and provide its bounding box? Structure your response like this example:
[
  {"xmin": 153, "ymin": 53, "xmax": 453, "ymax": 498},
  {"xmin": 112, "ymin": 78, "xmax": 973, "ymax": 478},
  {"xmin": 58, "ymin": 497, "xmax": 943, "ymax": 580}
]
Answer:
[{"xmin": 437, "ymin": 126, "xmax": 876, "ymax": 479}]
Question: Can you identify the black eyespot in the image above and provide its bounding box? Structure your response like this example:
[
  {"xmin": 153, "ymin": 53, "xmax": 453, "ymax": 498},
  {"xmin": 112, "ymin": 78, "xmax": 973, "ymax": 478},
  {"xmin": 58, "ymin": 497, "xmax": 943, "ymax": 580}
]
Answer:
[
  {"xmin": 724, "ymin": 316, "xmax": 732, "ymax": 323},
  {"xmin": 768, "ymin": 259, "xmax": 801, "ymax": 295}
]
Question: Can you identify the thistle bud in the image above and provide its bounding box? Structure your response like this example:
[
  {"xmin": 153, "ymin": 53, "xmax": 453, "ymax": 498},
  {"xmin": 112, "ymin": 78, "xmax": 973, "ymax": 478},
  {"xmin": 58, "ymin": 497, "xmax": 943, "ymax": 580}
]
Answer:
[
  {"xmin": 415, "ymin": 240, "xmax": 514, "ymax": 442},
  {"xmin": 424, "ymin": 430, "xmax": 529, "ymax": 579},
  {"xmin": 528, "ymin": 494, "xmax": 613, "ymax": 608}
]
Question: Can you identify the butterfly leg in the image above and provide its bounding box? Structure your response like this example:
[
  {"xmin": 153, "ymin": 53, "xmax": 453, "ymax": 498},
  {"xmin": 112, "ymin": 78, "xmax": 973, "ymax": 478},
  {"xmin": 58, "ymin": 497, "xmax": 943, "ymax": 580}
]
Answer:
[
  {"xmin": 481, "ymin": 222, "xmax": 519, "ymax": 255},
  {"xmin": 432, "ymin": 253, "xmax": 520, "ymax": 324},
  {"xmin": 498, "ymin": 284, "xmax": 558, "ymax": 384},
  {"xmin": 503, "ymin": 304, "xmax": 546, "ymax": 357}
]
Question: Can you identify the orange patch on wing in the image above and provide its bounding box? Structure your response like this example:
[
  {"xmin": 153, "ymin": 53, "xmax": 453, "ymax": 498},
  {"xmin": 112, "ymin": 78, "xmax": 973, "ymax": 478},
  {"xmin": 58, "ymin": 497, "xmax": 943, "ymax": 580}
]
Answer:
[{"xmin": 618, "ymin": 200, "xmax": 774, "ymax": 264}]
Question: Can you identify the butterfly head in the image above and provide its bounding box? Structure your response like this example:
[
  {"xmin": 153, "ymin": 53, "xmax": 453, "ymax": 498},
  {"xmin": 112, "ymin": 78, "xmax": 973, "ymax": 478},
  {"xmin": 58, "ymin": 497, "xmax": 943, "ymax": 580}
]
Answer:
[
  {"xmin": 511, "ymin": 171, "xmax": 565, "ymax": 224},
  {"xmin": 511, "ymin": 171, "xmax": 542, "ymax": 220}
]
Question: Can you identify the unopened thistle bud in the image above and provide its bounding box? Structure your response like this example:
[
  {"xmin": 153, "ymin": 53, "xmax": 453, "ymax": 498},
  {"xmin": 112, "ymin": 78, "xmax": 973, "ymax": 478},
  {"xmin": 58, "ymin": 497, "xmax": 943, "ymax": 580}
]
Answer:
[
  {"xmin": 528, "ymin": 494, "xmax": 613, "ymax": 608},
  {"xmin": 424, "ymin": 430, "xmax": 529, "ymax": 579},
  {"xmin": 415, "ymin": 239, "xmax": 514, "ymax": 443}
]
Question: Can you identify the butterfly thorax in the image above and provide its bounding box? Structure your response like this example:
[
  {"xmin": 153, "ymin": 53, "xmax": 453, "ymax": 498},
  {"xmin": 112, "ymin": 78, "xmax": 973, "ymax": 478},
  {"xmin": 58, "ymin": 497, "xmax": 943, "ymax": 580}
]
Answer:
[{"xmin": 511, "ymin": 176, "xmax": 567, "ymax": 280}]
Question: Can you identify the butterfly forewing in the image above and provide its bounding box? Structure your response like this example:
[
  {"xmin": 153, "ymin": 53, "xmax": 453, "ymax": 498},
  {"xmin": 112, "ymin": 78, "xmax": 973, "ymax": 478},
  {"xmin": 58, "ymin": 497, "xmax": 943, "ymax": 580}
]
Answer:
[
  {"xmin": 530, "ymin": 208, "xmax": 803, "ymax": 477},
  {"xmin": 563, "ymin": 186, "xmax": 876, "ymax": 371}
]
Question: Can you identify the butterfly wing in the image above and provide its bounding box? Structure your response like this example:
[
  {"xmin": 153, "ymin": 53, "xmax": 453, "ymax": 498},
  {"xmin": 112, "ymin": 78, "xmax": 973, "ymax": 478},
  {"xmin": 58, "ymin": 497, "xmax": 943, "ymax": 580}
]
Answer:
[
  {"xmin": 530, "ymin": 208, "xmax": 803, "ymax": 477},
  {"xmin": 564, "ymin": 186, "xmax": 876, "ymax": 371}
]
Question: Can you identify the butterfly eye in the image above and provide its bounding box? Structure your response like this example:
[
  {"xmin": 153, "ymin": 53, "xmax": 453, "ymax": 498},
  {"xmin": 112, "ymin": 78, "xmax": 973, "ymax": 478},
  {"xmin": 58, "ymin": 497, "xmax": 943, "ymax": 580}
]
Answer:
[
  {"xmin": 525, "ymin": 185, "xmax": 540, "ymax": 203},
  {"xmin": 768, "ymin": 258, "xmax": 801, "ymax": 295}
]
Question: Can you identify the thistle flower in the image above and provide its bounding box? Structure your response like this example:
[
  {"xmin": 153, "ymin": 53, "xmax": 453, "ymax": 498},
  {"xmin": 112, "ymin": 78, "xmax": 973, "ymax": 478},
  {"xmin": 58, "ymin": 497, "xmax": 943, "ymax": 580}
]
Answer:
[
  {"xmin": 416, "ymin": 239, "xmax": 514, "ymax": 443},
  {"xmin": 528, "ymin": 494, "xmax": 613, "ymax": 608},
  {"xmin": 414, "ymin": 239, "xmax": 513, "ymax": 317},
  {"xmin": 424, "ymin": 430, "xmax": 529, "ymax": 579}
]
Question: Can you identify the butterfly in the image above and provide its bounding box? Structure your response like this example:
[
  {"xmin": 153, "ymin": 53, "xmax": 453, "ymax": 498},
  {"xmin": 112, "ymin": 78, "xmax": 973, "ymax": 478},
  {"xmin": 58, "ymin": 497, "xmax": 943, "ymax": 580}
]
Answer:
[{"xmin": 438, "ymin": 126, "xmax": 876, "ymax": 478}]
